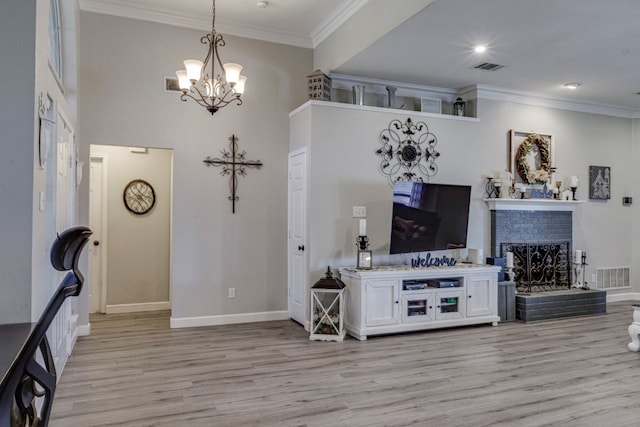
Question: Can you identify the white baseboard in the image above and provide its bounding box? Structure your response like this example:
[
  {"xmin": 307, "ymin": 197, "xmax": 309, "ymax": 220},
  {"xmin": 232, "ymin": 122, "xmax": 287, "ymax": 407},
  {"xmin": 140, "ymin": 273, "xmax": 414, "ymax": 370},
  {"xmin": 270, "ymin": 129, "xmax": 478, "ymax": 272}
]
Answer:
[
  {"xmin": 606, "ymin": 292, "xmax": 640, "ymax": 303},
  {"xmin": 170, "ymin": 310, "xmax": 289, "ymax": 329},
  {"xmin": 77, "ymin": 323, "xmax": 91, "ymax": 336},
  {"xmin": 106, "ymin": 301, "xmax": 171, "ymax": 314}
]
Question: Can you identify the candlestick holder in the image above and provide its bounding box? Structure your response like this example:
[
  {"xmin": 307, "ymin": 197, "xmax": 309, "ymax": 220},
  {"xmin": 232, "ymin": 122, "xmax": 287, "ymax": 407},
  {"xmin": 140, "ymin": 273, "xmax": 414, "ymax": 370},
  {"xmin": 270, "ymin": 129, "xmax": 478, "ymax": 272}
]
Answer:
[
  {"xmin": 485, "ymin": 177, "xmax": 495, "ymax": 198},
  {"xmin": 570, "ymin": 186, "xmax": 578, "ymax": 201},
  {"xmin": 357, "ymin": 235, "xmax": 369, "ymax": 251},
  {"xmin": 505, "ymin": 266, "xmax": 514, "ymax": 281},
  {"xmin": 494, "ymin": 182, "xmax": 502, "ymax": 198},
  {"xmin": 573, "ymin": 252, "xmax": 588, "ymax": 289},
  {"xmin": 356, "ymin": 236, "xmax": 372, "ymax": 269},
  {"xmin": 518, "ymin": 187, "xmax": 526, "ymax": 199}
]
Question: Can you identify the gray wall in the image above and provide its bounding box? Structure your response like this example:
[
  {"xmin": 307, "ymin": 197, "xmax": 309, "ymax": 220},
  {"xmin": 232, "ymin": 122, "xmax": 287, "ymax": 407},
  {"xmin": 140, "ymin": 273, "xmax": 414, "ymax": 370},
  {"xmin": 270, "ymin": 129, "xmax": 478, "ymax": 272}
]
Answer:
[
  {"xmin": 79, "ymin": 12, "xmax": 312, "ymax": 320},
  {"xmin": 0, "ymin": 0, "xmax": 37, "ymax": 323},
  {"xmin": 291, "ymin": 99, "xmax": 635, "ymax": 295}
]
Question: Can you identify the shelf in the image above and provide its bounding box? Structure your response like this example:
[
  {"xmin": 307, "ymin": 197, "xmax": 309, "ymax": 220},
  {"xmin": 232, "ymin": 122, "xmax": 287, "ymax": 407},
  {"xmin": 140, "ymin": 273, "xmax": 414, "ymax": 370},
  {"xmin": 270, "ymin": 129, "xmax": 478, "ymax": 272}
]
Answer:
[{"xmin": 484, "ymin": 198, "xmax": 585, "ymax": 212}]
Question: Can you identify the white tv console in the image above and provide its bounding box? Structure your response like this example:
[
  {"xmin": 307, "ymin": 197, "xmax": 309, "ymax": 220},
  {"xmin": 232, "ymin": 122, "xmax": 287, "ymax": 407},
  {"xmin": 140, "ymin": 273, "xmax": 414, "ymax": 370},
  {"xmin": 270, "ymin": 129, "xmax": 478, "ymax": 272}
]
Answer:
[{"xmin": 339, "ymin": 264, "xmax": 501, "ymax": 340}]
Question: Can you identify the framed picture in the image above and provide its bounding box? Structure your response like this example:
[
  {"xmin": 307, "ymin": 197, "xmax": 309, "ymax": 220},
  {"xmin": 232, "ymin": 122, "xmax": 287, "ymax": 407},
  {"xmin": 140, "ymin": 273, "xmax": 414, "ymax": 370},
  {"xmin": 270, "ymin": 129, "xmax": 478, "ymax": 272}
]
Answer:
[
  {"xmin": 421, "ymin": 97, "xmax": 442, "ymax": 114},
  {"xmin": 509, "ymin": 130, "xmax": 554, "ymax": 186},
  {"xmin": 589, "ymin": 165, "xmax": 611, "ymax": 200}
]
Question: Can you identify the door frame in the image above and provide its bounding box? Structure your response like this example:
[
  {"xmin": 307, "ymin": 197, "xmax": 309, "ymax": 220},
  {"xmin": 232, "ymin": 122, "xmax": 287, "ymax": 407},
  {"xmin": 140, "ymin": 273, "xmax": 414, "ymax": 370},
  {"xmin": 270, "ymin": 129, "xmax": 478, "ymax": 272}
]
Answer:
[{"xmin": 89, "ymin": 153, "xmax": 109, "ymax": 313}]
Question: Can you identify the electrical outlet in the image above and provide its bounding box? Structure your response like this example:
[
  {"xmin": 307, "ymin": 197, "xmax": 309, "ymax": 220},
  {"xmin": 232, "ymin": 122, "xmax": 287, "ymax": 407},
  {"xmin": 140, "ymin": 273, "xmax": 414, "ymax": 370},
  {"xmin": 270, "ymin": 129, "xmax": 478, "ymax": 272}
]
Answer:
[
  {"xmin": 228, "ymin": 288, "xmax": 236, "ymax": 298},
  {"xmin": 591, "ymin": 273, "xmax": 596, "ymax": 283},
  {"xmin": 353, "ymin": 206, "xmax": 366, "ymax": 218}
]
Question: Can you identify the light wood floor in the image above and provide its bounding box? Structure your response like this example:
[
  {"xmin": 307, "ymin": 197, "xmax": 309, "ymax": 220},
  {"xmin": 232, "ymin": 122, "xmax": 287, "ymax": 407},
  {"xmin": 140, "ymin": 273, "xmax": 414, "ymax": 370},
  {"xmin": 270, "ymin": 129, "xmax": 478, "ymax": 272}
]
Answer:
[{"xmin": 50, "ymin": 302, "xmax": 640, "ymax": 427}]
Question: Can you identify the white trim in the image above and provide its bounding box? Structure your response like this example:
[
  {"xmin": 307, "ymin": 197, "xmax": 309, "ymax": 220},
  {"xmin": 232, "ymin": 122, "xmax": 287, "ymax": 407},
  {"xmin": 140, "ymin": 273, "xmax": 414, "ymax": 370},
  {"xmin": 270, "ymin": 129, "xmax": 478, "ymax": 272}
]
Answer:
[
  {"xmin": 476, "ymin": 85, "xmax": 638, "ymax": 119},
  {"xmin": 485, "ymin": 198, "xmax": 585, "ymax": 212},
  {"xmin": 79, "ymin": 0, "xmax": 313, "ymax": 48},
  {"xmin": 105, "ymin": 301, "xmax": 170, "ymax": 314},
  {"xmin": 606, "ymin": 292, "xmax": 640, "ymax": 303},
  {"xmin": 311, "ymin": 0, "xmax": 369, "ymax": 48},
  {"xmin": 289, "ymin": 100, "xmax": 480, "ymax": 122},
  {"xmin": 170, "ymin": 310, "xmax": 289, "ymax": 329},
  {"xmin": 77, "ymin": 323, "xmax": 91, "ymax": 336}
]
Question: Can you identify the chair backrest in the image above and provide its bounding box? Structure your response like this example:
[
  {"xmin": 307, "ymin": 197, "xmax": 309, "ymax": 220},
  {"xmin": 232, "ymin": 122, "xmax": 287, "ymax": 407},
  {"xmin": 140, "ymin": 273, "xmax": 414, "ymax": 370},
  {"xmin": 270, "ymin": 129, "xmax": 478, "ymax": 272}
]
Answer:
[{"xmin": 0, "ymin": 226, "xmax": 92, "ymax": 427}]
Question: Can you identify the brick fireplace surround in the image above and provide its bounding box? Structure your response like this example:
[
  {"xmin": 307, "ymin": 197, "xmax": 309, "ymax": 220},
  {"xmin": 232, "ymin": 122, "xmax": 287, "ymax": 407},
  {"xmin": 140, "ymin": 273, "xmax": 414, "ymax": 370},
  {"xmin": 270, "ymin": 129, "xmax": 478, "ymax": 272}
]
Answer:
[{"xmin": 486, "ymin": 199, "xmax": 606, "ymax": 322}]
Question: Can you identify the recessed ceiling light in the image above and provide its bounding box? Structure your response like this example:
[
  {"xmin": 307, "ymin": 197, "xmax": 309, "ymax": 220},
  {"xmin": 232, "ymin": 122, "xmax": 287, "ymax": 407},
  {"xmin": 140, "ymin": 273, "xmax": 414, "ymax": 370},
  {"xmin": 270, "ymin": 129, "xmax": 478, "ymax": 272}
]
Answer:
[
  {"xmin": 564, "ymin": 82, "xmax": 581, "ymax": 90},
  {"xmin": 257, "ymin": 1, "xmax": 268, "ymax": 8},
  {"xmin": 474, "ymin": 45, "xmax": 487, "ymax": 53}
]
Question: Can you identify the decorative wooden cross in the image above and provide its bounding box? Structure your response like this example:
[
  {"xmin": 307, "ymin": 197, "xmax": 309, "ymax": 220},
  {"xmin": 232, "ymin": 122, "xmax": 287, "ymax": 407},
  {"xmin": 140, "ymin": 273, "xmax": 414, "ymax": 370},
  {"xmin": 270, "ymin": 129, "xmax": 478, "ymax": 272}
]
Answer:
[{"xmin": 203, "ymin": 134, "xmax": 263, "ymax": 213}]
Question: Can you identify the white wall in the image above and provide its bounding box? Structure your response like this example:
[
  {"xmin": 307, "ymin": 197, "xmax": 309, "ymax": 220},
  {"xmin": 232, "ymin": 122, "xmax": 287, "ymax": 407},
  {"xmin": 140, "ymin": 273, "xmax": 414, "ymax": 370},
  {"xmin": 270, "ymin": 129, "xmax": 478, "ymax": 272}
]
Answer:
[
  {"xmin": 291, "ymin": 99, "xmax": 635, "ymax": 294},
  {"xmin": 91, "ymin": 145, "xmax": 172, "ymax": 306},
  {"xmin": 78, "ymin": 12, "xmax": 313, "ymax": 322}
]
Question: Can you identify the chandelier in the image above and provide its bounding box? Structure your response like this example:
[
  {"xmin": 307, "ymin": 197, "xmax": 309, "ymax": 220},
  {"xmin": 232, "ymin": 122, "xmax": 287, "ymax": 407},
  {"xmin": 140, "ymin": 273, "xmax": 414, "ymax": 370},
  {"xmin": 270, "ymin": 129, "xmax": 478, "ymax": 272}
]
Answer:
[{"xmin": 175, "ymin": 0, "xmax": 246, "ymax": 115}]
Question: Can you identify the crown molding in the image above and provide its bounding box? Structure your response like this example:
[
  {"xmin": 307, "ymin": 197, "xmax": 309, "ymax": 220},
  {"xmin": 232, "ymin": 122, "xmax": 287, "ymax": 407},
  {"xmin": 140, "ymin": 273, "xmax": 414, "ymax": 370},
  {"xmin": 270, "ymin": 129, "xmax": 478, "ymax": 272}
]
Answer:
[
  {"xmin": 311, "ymin": 0, "xmax": 369, "ymax": 48},
  {"xmin": 79, "ymin": 0, "xmax": 314, "ymax": 48},
  {"xmin": 476, "ymin": 85, "xmax": 638, "ymax": 119}
]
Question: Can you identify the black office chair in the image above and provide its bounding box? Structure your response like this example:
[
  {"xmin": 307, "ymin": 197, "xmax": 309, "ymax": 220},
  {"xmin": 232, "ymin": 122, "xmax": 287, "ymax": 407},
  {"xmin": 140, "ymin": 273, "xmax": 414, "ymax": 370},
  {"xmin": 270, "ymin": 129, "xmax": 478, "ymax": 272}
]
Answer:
[{"xmin": 0, "ymin": 226, "xmax": 92, "ymax": 427}]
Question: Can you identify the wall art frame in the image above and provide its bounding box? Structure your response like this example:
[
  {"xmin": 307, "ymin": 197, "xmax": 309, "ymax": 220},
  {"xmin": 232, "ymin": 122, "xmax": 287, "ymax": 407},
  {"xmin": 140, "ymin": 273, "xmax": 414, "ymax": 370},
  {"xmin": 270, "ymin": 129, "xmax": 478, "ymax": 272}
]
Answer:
[
  {"xmin": 589, "ymin": 165, "xmax": 611, "ymax": 200},
  {"xmin": 509, "ymin": 130, "xmax": 554, "ymax": 186}
]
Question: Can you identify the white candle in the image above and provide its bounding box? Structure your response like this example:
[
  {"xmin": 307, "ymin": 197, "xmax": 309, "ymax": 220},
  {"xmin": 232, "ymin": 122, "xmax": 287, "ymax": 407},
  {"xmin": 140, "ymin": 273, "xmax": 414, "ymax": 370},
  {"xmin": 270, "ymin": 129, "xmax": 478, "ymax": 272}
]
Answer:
[
  {"xmin": 570, "ymin": 175, "xmax": 579, "ymax": 188},
  {"xmin": 574, "ymin": 249, "xmax": 582, "ymax": 263},
  {"xmin": 506, "ymin": 252, "xmax": 514, "ymax": 268},
  {"xmin": 359, "ymin": 219, "xmax": 366, "ymax": 236}
]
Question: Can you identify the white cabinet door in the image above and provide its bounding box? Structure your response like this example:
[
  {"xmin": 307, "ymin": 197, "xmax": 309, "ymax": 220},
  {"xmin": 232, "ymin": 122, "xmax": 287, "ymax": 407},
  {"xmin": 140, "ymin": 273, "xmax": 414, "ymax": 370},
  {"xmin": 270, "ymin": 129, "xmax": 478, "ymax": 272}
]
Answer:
[
  {"xmin": 466, "ymin": 275, "xmax": 496, "ymax": 317},
  {"xmin": 365, "ymin": 280, "xmax": 400, "ymax": 326},
  {"xmin": 401, "ymin": 292, "xmax": 433, "ymax": 323},
  {"xmin": 435, "ymin": 289, "xmax": 465, "ymax": 320}
]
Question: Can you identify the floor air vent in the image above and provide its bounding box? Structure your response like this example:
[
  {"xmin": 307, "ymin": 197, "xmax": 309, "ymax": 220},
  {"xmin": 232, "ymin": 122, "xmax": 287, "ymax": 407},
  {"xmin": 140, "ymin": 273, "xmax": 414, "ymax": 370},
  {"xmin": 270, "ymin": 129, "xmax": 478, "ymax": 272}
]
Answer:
[
  {"xmin": 595, "ymin": 267, "xmax": 630, "ymax": 290},
  {"xmin": 473, "ymin": 62, "xmax": 504, "ymax": 71}
]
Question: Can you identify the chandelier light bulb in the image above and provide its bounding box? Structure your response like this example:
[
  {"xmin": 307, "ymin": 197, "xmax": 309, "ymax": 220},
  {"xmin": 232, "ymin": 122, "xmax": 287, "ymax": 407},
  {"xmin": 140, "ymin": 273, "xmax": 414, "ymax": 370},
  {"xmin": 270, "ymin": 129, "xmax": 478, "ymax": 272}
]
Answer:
[
  {"xmin": 184, "ymin": 60, "xmax": 203, "ymax": 82},
  {"xmin": 224, "ymin": 63, "xmax": 243, "ymax": 86},
  {"xmin": 175, "ymin": 70, "xmax": 190, "ymax": 91},
  {"xmin": 234, "ymin": 75, "xmax": 247, "ymax": 96}
]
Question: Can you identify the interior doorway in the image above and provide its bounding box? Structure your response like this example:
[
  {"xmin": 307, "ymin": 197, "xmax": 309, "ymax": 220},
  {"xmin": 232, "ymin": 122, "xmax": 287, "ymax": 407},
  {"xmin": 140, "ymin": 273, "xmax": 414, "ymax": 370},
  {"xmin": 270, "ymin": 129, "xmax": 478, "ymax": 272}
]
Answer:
[{"xmin": 89, "ymin": 145, "xmax": 173, "ymax": 314}]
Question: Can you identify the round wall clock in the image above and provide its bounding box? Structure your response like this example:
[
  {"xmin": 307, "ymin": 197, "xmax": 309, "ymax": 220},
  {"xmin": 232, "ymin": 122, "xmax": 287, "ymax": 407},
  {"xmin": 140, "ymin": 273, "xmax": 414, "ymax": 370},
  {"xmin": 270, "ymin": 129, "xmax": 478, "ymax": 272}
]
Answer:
[{"xmin": 123, "ymin": 179, "xmax": 156, "ymax": 215}]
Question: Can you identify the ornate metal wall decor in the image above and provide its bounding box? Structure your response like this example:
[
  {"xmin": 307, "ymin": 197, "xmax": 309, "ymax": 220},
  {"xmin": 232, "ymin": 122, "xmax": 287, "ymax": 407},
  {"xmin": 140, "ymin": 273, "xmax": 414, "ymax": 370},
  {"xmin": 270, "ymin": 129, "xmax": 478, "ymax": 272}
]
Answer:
[
  {"xmin": 203, "ymin": 134, "xmax": 262, "ymax": 213},
  {"xmin": 376, "ymin": 117, "xmax": 439, "ymax": 185}
]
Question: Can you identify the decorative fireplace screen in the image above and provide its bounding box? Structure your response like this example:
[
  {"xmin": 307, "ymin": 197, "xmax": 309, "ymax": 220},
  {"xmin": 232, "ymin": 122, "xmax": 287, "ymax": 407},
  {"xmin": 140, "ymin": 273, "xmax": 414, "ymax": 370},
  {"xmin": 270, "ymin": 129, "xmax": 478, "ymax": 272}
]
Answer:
[{"xmin": 501, "ymin": 241, "xmax": 571, "ymax": 293}]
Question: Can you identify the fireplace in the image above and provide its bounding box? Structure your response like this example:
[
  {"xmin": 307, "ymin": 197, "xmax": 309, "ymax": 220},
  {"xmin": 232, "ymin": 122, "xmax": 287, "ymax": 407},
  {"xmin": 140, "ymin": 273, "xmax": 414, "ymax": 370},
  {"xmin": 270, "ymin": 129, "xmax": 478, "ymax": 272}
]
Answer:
[
  {"xmin": 486, "ymin": 199, "xmax": 606, "ymax": 322},
  {"xmin": 500, "ymin": 241, "xmax": 570, "ymax": 293}
]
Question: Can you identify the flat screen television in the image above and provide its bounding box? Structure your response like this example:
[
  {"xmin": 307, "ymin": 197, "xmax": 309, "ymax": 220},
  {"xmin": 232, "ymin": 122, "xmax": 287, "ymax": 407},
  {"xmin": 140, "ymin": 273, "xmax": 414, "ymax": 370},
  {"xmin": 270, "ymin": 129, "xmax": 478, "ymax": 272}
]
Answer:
[{"xmin": 389, "ymin": 181, "xmax": 471, "ymax": 254}]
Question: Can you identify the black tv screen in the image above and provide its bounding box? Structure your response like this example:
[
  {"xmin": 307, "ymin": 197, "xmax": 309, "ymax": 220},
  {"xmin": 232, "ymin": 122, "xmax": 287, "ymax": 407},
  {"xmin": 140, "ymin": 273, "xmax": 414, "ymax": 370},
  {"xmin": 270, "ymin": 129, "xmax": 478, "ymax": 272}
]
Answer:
[{"xmin": 389, "ymin": 182, "xmax": 471, "ymax": 254}]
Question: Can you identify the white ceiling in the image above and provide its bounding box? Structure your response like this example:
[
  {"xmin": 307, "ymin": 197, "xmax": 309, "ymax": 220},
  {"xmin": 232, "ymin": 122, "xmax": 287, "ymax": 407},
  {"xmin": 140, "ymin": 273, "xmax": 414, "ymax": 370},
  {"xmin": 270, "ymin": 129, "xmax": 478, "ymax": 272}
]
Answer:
[{"xmin": 80, "ymin": 0, "xmax": 640, "ymax": 113}]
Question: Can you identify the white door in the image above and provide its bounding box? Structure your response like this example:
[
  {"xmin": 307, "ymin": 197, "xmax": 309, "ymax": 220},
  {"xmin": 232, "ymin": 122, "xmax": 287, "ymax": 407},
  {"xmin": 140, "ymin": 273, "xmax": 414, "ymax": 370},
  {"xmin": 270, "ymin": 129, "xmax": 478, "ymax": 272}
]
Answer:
[
  {"xmin": 288, "ymin": 148, "xmax": 308, "ymax": 326},
  {"xmin": 89, "ymin": 156, "xmax": 107, "ymax": 313}
]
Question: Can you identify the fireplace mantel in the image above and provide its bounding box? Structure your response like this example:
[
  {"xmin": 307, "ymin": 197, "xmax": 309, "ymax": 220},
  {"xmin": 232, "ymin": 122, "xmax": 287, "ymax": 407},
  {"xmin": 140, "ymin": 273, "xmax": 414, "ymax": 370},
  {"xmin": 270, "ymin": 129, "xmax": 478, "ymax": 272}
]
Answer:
[{"xmin": 484, "ymin": 198, "xmax": 585, "ymax": 212}]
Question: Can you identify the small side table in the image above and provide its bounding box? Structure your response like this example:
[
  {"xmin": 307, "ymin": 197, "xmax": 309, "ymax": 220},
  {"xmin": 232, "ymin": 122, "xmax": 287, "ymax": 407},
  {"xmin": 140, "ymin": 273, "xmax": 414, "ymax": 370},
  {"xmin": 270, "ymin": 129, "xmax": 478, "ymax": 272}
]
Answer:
[{"xmin": 628, "ymin": 305, "xmax": 640, "ymax": 351}]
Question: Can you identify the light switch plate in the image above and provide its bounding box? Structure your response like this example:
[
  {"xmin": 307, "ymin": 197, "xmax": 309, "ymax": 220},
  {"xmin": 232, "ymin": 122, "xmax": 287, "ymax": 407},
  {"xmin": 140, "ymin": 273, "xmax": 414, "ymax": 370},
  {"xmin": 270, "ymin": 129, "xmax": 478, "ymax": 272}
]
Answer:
[{"xmin": 352, "ymin": 206, "xmax": 366, "ymax": 218}]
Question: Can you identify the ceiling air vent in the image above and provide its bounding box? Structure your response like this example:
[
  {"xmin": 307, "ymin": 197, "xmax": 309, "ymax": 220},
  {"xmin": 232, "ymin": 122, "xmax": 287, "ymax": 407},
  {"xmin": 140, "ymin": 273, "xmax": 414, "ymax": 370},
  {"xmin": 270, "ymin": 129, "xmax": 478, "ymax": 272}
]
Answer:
[{"xmin": 473, "ymin": 62, "xmax": 504, "ymax": 71}]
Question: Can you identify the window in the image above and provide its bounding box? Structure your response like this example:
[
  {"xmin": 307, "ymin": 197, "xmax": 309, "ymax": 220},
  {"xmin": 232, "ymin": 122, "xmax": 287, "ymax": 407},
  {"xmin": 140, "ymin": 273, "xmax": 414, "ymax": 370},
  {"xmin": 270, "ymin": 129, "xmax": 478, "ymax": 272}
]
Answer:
[{"xmin": 48, "ymin": 0, "xmax": 62, "ymax": 81}]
